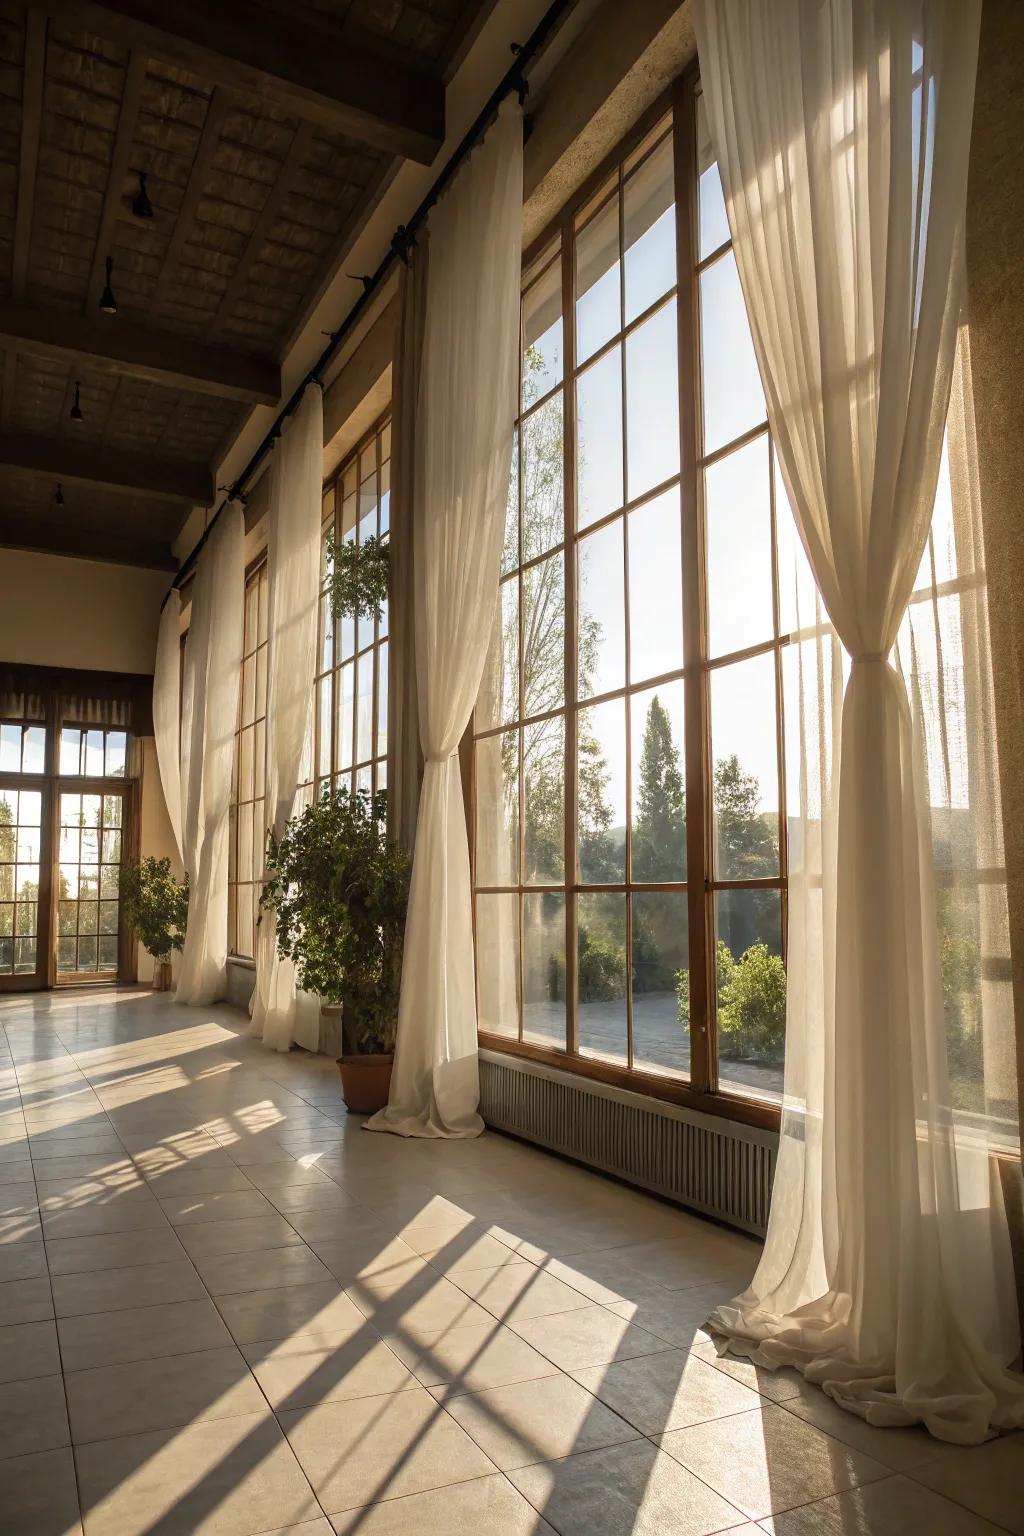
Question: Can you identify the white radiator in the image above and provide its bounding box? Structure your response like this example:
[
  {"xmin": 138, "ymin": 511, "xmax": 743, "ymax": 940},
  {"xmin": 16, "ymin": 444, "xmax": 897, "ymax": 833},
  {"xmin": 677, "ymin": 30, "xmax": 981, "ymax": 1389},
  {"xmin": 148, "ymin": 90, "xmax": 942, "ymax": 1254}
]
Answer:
[{"xmin": 479, "ymin": 1048, "xmax": 777, "ymax": 1236}]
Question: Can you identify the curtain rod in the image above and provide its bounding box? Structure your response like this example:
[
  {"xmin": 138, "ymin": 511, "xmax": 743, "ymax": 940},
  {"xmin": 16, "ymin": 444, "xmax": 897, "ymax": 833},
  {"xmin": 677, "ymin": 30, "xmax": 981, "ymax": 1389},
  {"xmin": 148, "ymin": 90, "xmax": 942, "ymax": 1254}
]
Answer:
[{"xmin": 162, "ymin": 0, "xmax": 573, "ymax": 611}]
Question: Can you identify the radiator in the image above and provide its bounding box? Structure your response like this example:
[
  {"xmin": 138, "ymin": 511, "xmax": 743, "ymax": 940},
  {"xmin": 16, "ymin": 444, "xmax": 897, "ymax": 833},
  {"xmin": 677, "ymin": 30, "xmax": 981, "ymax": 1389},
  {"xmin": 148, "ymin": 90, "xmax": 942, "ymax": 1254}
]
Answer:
[{"xmin": 479, "ymin": 1049, "xmax": 777, "ymax": 1236}]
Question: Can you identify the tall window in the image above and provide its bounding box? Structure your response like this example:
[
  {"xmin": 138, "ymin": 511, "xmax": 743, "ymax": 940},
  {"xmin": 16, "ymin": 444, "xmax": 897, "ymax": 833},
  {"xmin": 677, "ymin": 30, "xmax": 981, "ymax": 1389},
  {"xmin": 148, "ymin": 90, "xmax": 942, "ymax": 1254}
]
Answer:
[
  {"xmin": 314, "ymin": 419, "xmax": 391, "ymax": 801},
  {"xmin": 229, "ymin": 561, "xmax": 268, "ymax": 960},
  {"xmin": 472, "ymin": 87, "xmax": 795, "ymax": 1118}
]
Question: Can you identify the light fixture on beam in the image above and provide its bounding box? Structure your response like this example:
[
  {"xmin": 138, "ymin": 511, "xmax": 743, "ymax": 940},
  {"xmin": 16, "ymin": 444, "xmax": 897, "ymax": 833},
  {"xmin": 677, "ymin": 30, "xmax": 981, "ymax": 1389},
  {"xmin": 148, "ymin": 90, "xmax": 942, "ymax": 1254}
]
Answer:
[
  {"xmin": 99, "ymin": 256, "xmax": 117, "ymax": 315},
  {"xmin": 54, "ymin": 483, "xmax": 65, "ymax": 508},
  {"xmin": 132, "ymin": 171, "xmax": 154, "ymax": 219},
  {"xmin": 70, "ymin": 381, "xmax": 84, "ymax": 423}
]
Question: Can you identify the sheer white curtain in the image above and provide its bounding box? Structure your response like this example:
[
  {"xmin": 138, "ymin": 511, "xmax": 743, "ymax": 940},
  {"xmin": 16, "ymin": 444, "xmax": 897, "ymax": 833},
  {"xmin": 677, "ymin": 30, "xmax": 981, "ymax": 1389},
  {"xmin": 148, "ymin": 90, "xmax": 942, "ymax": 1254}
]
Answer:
[
  {"xmin": 251, "ymin": 385, "xmax": 323, "ymax": 1054},
  {"xmin": 695, "ymin": 0, "xmax": 1023, "ymax": 1442},
  {"xmin": 153, "ymin": 591, "xmax": 183, "ymax": 861},
  {"xmin": 367, "ymin": 101, "xmax": 523, "ymax": 1138},
  {"xmin": 176, "ymin": 503, "xmax": 244, "ymax": 1005}
]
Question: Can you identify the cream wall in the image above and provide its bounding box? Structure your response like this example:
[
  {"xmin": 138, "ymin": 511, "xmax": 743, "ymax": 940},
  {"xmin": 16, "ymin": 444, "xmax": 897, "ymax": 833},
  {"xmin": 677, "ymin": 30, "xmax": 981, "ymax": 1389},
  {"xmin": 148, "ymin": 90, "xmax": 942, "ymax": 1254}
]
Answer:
[{"xmin": 0, "ymin": 548, "xmax": 167, "ymax": 674}]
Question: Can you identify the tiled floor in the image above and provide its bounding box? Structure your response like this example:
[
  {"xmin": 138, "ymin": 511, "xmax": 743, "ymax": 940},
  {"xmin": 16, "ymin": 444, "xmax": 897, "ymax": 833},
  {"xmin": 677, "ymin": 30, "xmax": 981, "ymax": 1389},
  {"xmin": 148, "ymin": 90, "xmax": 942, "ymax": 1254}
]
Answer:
[{"xmin": 0, "ymin": 987, "xmax": 1018, "ymax": 1536}]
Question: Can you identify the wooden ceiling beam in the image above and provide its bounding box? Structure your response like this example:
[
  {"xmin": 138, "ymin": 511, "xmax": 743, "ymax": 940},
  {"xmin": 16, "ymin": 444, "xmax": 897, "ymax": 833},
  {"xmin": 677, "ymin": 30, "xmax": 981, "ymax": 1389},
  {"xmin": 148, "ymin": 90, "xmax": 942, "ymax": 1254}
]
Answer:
[
  {"xmin": 0, "ymin": 430, "xmax": 213, "ymax": 504},
  {"xmin": 0, "ymin": 513, "xmax": 177, "ymax": 570},
  {"xmin": 30, "ymin": 0, "xmax": 445, "ymax": 163},
  {"xmin": 0, "ymin": 300, "xmax": 280, "ymax": 405},
  {"xmin": 85, "ymin": 50, "xmax": 148, "ymax": 312}
]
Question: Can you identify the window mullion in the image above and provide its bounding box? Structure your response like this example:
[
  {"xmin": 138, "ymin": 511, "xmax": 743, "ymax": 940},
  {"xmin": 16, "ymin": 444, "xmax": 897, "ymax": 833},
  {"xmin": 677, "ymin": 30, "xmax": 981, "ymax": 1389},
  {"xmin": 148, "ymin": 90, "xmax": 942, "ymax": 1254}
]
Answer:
[{"xmin": 562, "ymin": 215, "xmax": 579, "ymax": 1060}]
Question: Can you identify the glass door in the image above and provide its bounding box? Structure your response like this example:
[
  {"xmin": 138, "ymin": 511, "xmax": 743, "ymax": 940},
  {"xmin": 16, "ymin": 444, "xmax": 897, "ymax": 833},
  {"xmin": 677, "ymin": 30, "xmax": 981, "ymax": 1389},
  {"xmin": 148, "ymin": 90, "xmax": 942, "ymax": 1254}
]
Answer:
[
  {"xmin": 0, "ymin": 720, "xmax": 51, "ymax": 991},
  {"xmin": 57, "ymin": 788, "xmax": 124, "ymax": 982}
]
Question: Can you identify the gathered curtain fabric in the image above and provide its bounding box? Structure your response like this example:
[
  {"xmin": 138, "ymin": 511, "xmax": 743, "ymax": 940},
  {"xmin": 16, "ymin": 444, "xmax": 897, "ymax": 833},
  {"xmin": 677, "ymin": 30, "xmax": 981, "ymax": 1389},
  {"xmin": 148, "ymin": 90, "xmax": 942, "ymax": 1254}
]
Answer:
[
  {"xmin": 693, "ymin": 0, "xmax": 1023, "ymax": 1444},
  {"xmin": 251, "ymin": 385, "xmax": 324, "ymax": 1054},
  {"xmin": 367, "ymin": 101, "xmax": 523, "ymax": 1138},
  {"xmin": 153, "ymin": 590, "xmax": 183, "ymax": 861},
  {"xmin": 175, "ymin": 503, "xmax": 244, "ymax": 1005}
]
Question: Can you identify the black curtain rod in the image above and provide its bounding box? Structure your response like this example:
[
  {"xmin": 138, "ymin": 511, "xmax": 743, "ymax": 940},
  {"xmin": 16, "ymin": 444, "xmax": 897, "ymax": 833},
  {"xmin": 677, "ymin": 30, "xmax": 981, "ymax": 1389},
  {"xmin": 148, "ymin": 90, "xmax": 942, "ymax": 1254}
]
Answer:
[{"xmin": 162, "ymin": 0, "xmax": 573, "ymax": 610}]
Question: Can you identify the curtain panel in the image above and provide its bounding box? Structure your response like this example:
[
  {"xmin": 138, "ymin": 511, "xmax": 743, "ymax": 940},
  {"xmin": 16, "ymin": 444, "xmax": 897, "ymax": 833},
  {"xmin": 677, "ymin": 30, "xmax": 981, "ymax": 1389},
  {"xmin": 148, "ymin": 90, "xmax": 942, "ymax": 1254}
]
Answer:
[
  {"xmin": 694, "ymin": 0, "xmax": 1022, "ymax": 1443},
  {"xmin": 176, "ymin": 503, "xmax": 245, "ymax": 1005},
  {"xmin": 153, "ymin": 590, "xmax": 183, "ymax": 861},
  {"xmin": 367, "ymin": 101, "xmax": 523, "ymax": 1138},
  {"xmin": 251, "ymin": 385, "xmax": 324, "ymax": 1054}
]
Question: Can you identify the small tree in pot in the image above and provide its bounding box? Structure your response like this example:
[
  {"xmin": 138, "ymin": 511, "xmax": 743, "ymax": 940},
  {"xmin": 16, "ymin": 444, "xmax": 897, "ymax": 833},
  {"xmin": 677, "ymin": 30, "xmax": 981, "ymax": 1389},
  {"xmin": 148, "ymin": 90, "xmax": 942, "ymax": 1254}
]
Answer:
[
  {"xmin": 119, "ymin": 856, "xmax": 188, "ymax": 990},
  {"xmin": 260, "ymin": 787, "xmax": 411, "ymax": 1113}
]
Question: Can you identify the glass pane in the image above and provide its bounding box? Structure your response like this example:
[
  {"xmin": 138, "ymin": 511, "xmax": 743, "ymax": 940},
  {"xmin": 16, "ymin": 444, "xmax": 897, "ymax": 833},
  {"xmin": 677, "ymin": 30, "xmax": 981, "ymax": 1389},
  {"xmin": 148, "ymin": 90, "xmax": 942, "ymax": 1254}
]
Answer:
[
  {"xmin": 355, "ymin": 655, "xmax": 373, "ymax": 765},
  {"xmin": 102, "ymin": 794, "xmax": 121, "ymax": 828},
  {"xmin": 98, "ymin": 934, "xmax": 118, "ymax": 970},
  {"xmin": 0, "ymin": 723, "xmax": 20, "ymax": 772},
  {"xmin": 14, "ymin": 901, "xmax": 35, "ymax": 936},
  {"xmin": 576, "ymin": 346, "xmax": 623, "ymax": 530},
  {"xmin": 631, "ymin": 680, "xmax": 686, "ymax": 882},
  {"xmin": 503, "ymin": 429, "xmax": 519, "ymax": 575},
  {"xmin": 476, "ymin": 893, "xmax": 520, "ymax": 1038},
  {"xmin": 318, "ymin": 677, "xmax": 332, "ymax": 778},
  {"xmin": 775, "ymin": 457, "xmax": 819, "ymax": 637},
  {"xmin": 696, "ymin": 92, "xmax": 730, "ymax": 259},
  {"xmin": 14, "ymin": 936, "xmax": 36, "ymax": 973},
  {"xmin": 626, "ymin": 299, "xmax": 679, "ymax": 501},
  {"xmin": 0, "ymin": 906, "xmax": 11, "ymax": 936},
  {"xmin": 575, "ymin": 191, "xmax": 619, "ymax": 363},
  {"xmin": 578, "ymin": 698, "xmax": 625, "ymax": 884},
  {"xmin": 578, "ymin": 891, "xmax": 627, "ymax": 1064},
  {"xmin": 21, "ymin": 790, "xmax": 41, "ymax": 826},
  {"xmin": 100, "ymin": 863, "xmax": 119, "ymax": 899},
  {"xmin": 77, "ymin": 936, "xmax": 98, "ymax": 971},
  {"xmin": 101, "ymin": 829, "xmax": 121, "ymax": 864},
  {"xmin": 577, "ymin": 518, "xmax": 625, "ymax": 701},
  {"xmin": 523, "ymin": 256, "xmax": 563, "ymax": 407},
  {"xmin": 522, "ymin": 395, "xmax": 564, "ymax": 562},
  {"xmin": 239, "ymin": 728, "xmax": 254, "ymax": 802},
  {"xmin": 79, "ymin": 903, "xmax": 98, "ymax": 935},
  {"xmin": 710, "ymin": 653, "xmax": 780, "ymax": 879},
  {"xmin": 105, "ymin": 732, "xmax": 127, "ymax": 777},
  {"xmin": 475, "ymin": 730, "xmax": 519, "ymax": 887},
  {"xmin": 23, "ymin": 727, "xmax": 45, "ymax": 774},
  {"xmin": 0, "ymin": 868, "xmax": 12, "ymax": 903},
  {"xmin": 376, "ymin": 641, "xmax": 388, "ymax": 759},
  {"xmin": 633, "ymin": 890, "xmax": 689, "ymax": 1078},
  {"xmin": 522, "ymin": 891, "xmax": 565, "ymax": 1049},
  {"xmin": 624, "ymin": 132, "xmax": 675, "ymax": 324},
  {"xmin": 57, "ymin": 936, "xmax": 75, "ymax": 969},
  {"xmin": 700, "ymin": 251, "xmax": 765, "ymax": 456},
  {"xmin": 59, "ymin": 900, "xmax": 76, "ymax": 935},
  {"xmin": 705, "ymin": 434, "xmax": 774, "ymax": 658},
  {"xmin": 99, "ymin": 900, "xmax": 118, "ymax": 934},
  {"xmin": 523, "ymin": 555, "xmax": 564, "ymax": 719},
  {"xmin": 715, "ymin": 887, "xmax": 785, "ymax": 1102},
  {"xmin": 628, "ymin": 486, "xmax": 684, "ymax": 684},
  {"xmin": 84, "ymin": 731, "xmax": 104, "ymax": 777},
  {"xmin": 523, "ymin": 714, "xmax": 564, "ymax": 883},
  {"xmin": 320, "ymin": 592, "xmax": 335, "ymax": 672},
  {"xmin": 336, "ymin": 662, "xmax": 354, "ymax": 771},
  {"xmin": 478, "ymin": 577, "xmax": 519, "ymax": 732},
  {"xmin": 379, "ymin": 458, "xmax": 391, "ymax": 536},
  {"xmin": 59, "ymin": 728, "xmax": 80, "ymax": 775}
]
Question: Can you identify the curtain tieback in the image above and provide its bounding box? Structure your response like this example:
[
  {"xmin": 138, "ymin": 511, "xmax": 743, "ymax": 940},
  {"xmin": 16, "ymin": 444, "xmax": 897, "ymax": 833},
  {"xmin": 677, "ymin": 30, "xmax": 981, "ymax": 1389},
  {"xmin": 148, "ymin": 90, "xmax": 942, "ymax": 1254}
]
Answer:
[
  {"xmin": 853, "ymin": 651, "xmax": 888, "ymax": 664},
  {"xmin": 425, "ymin": 750, "xmax": 457, "ymax": 765}
]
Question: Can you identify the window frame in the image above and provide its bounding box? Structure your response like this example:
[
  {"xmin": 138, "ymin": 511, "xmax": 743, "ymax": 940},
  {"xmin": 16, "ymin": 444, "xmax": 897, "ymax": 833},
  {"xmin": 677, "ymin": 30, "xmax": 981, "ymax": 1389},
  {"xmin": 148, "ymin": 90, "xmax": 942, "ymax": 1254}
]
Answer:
[{"xmin": 472, "ymin": 68, "xmax": 787, "ymax": 1132}]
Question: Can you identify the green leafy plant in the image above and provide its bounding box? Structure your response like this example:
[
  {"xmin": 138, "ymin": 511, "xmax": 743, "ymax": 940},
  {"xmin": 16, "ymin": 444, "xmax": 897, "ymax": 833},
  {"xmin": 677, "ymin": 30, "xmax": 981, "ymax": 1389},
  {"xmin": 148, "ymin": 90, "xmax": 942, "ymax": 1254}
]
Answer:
[
  {"xmin": 119, "ymin": 857, "xmax": 188, "ymax": 964},
  {"xmin": 260, "ymin": 787, "xmax": 411, "ymax": 1054},
  {"xmin": 326, "ymin": 530, "xmax": 390, "ymax": 623},
  {"xmin": 677, "ymin": 939, "xmax": 787, "ymax": 1063}
]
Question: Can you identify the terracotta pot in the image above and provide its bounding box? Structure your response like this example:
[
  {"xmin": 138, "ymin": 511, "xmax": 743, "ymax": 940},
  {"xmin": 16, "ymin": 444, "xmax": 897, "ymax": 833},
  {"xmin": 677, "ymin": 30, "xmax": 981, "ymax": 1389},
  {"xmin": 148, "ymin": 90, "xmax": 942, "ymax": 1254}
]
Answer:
[
  {"xmin": 337, "ymin": 1054, "xmax": 393, "ymax": 1115},
  {"xmin": 152, "ymin": 960, "xmax": 172, "ymax": 992}
]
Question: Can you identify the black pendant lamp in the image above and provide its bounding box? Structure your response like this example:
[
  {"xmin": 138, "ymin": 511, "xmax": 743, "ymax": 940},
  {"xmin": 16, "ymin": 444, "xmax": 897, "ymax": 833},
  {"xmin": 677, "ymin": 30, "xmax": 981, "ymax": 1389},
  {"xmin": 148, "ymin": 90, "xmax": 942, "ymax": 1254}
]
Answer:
[{"xmin": 99, "ymin": 256, "xmax": 117, "ymax": 315}]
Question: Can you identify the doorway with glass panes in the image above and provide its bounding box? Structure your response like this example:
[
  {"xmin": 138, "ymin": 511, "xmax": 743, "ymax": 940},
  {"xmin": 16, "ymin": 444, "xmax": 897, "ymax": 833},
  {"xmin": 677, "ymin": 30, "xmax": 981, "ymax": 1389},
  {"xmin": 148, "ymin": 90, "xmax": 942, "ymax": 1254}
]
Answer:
[{"xmin": 0, "ymin": 718, "xmax": 133, "ymax": 990}]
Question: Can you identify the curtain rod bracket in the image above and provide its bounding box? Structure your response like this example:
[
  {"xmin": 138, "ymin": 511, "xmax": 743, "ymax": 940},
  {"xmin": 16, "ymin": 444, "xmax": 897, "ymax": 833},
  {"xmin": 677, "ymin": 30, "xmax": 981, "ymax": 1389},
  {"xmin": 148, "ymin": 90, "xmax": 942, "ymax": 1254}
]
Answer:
[{"xmin": 390, "ymin": 225, "xmax": 416, "ymax": 265}]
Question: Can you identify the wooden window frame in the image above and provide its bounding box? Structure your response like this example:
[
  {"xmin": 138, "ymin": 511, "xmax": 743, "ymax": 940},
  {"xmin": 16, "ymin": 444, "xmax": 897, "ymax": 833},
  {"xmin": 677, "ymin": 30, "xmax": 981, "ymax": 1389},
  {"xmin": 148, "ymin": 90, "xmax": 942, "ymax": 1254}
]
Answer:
[
  {"xmin": 472, "ymin": 68, "xmax": 789, "ymax": 1134},
  {"xmin": 228, "ymin": 557, "xmax": 269, "ymax": 960}
]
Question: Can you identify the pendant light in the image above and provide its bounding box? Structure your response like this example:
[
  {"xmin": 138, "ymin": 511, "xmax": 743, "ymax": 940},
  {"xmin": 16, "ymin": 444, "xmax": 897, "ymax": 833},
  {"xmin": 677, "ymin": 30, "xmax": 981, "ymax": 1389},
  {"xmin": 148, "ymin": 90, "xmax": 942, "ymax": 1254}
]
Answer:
[
  {"xmin": 131, "ymin": 170, "xmax": 153, "ymax": 218},
  {"xmin": 54, "ymin": 483, "xmax": 65, "ymax": 508},
  {"xmin": 70, "ymin": 381, "xmax": 84, "ymax": 423},
  {"xmin": 99, "ymin": 256, "xmax": 117, "ymax": 315}
]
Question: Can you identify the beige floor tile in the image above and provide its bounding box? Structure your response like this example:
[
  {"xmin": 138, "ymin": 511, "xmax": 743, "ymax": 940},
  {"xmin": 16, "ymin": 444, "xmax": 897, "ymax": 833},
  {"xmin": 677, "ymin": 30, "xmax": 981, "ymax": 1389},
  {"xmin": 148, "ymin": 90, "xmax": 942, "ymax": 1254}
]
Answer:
[
  {"xmin": 311, "ymin": 1234, "xmax": 427, "ymax": 1289},
  {"xmin": 0, "ymin": 1159, "xmax": 33, "ymax": 1183},
  {"xmin": 74, "ymin": 1410, "xmax": 322, "ymax": 1536},
  {"xmin": 329, "ymin": 1473, "xmax": 556, "ymax": 1534},
  {"xmin": 280, "ymin": 1387, "xmax": 495, "ymax": 1513},
  {"xmin": 442, "ymin": 1372, "xmax": 641, "ymax": 1470},
  {"xmin": 0, "ymin": 1240, "xmax": 47, "ymax": 1283},
  {"xmin": 245, "ymin": 1164, "xmax": 339, "ymax": 1192},
  {"xmin": 508, "ymin": 1437, "xmax": 751, "ymax": 1536},
  {"xmin": 774, "ymin": 1377, "xmax": 950, "ymax": 1473},
  {"xmin": 177, "ymin": 1215, "xmax": 305, "ymax": 1258},
  {"xmin": 421, "ymin": 1232, "xmax": 531, "ymax": 1274},
  {"xmin": 0, "ymin": 1318, "xmax": 62, "ymax": 1382},
  {"xmin": 262, "ymin": 1183, "xmax": 360, "ymax": 1214},
  {"xmin": 572, "ymin": 1347, "xmax": 765, "ymax": 1434},
  {"xmin": 159, "ymin": 1188, "xmax": 279, "ymax": 1224},
  {"xmin": 542, "ymin": 1251, "xmax": 676, "ymax": 1306},
  {"xmin": 52, "ymin": 1257, "xmax": 205, "ymax": 1318},
  {"xmin": 0, "ymin": 1212, "xmax": 42, "ymax": 1242},
  {"xmin": 0, "ymin": 1274, "xmax": 54, "ymax": 1322},
  {"xmin": 510, "ymin": 1303, "xmax": 667, "ymax": 1372},
  {"xmin": 689, "ymin": 1341, "xmax": 806, "ymax": 1403},
  {"xmin": 44, "ymin": 1226, "xmax": 186, "ymax": 1275},
  {"xmin": 386, "ymin": 1318, "xmax": 561, "ymax": 1398},
  {"xmin": 58, "ymin": 1297, "xmax": 233, "ymax": 1372},
  {"xmin": 762, "ymin": 1471, "xmax": 1010, "ymax": 1535},
  {"xmin": 0, "ymin": 1183, "xmax": 38, "ymax": 1214},
  {"xmin": 30, "ymin": 1153, "xmax": 135, "ymax": 1181},
  {"xmin": 0, "ymin": 1446, "xmax": 83, "ymax": 1536},
  {"xmin": 64, "ymin": 1343, "xmax": 267, "ymax": 1444},
  {"xmin": 140, "ymin": 1163, "xmax": 255, "ymax": 1196},
  {"xmin": 193, "ymin": 1242, "xmax": 332, "ymax": 1296},
  {"xmin": 658, "ymin": 1403, "xmax": 889, "ymax": 1521},
  {"xmin": 449, "ymin": 1262, "xmax": 595, "ymax": 1324},
  {"xmin": 259, "ymin": 1524, "xmax": 335, "ymax": 1536},
  {"xmin": 216, "ymin": 1279, "xmax": 364, "ymax": 1343},
  {"xmin": 911, "ymin": 1432, "xmax": 1024, "ymax": 1534},
  {"xmin": 0, "ymin": 1374, "xmax": 70, "ymax": 1460},
  {"xmin": 347, "ymin": 1271, "xmax": 499, "ymax": 1339},
  {"xmin": 281, "ymin": 1204, "xmax": 393, "ymax": 1245},
  {"xmin": 40, "ymin": 1195, "xmax": 166, "ymax": 1241},
  {"xmin": 242, "ymin": 1324, "xmax": 416, "ymax": 1409}
]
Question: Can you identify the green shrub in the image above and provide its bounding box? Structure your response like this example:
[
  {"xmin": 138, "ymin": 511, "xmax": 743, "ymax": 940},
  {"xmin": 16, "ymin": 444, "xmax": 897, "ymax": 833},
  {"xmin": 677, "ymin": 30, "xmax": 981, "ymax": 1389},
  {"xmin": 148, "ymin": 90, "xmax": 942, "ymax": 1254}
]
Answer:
[
  {"xmin": 578, "ymin": 929, "xmax": 626, "ymax": 1002},
  {"xmin": 677, "ymin": 939, "xmax": 786, "ymax": 1063},
  {"xmin": 119, "ymin": 857, "xmax": 188, "ymax": 964}
]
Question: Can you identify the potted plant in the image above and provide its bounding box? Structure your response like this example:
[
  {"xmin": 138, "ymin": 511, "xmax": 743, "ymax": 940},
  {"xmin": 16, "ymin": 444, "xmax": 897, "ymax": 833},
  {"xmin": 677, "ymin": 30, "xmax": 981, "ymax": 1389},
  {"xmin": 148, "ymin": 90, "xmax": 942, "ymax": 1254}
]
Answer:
[
  {"xmin": 260, "ymin": 787, "xmax": 411, "ymax": 1114},
  {"xmin": 325, "ymin": 529, "xmax": 390, "ymax": 625},
  {"xmin": 119, "ymin": 856, "xmax": 188, "ymax": 990}
]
